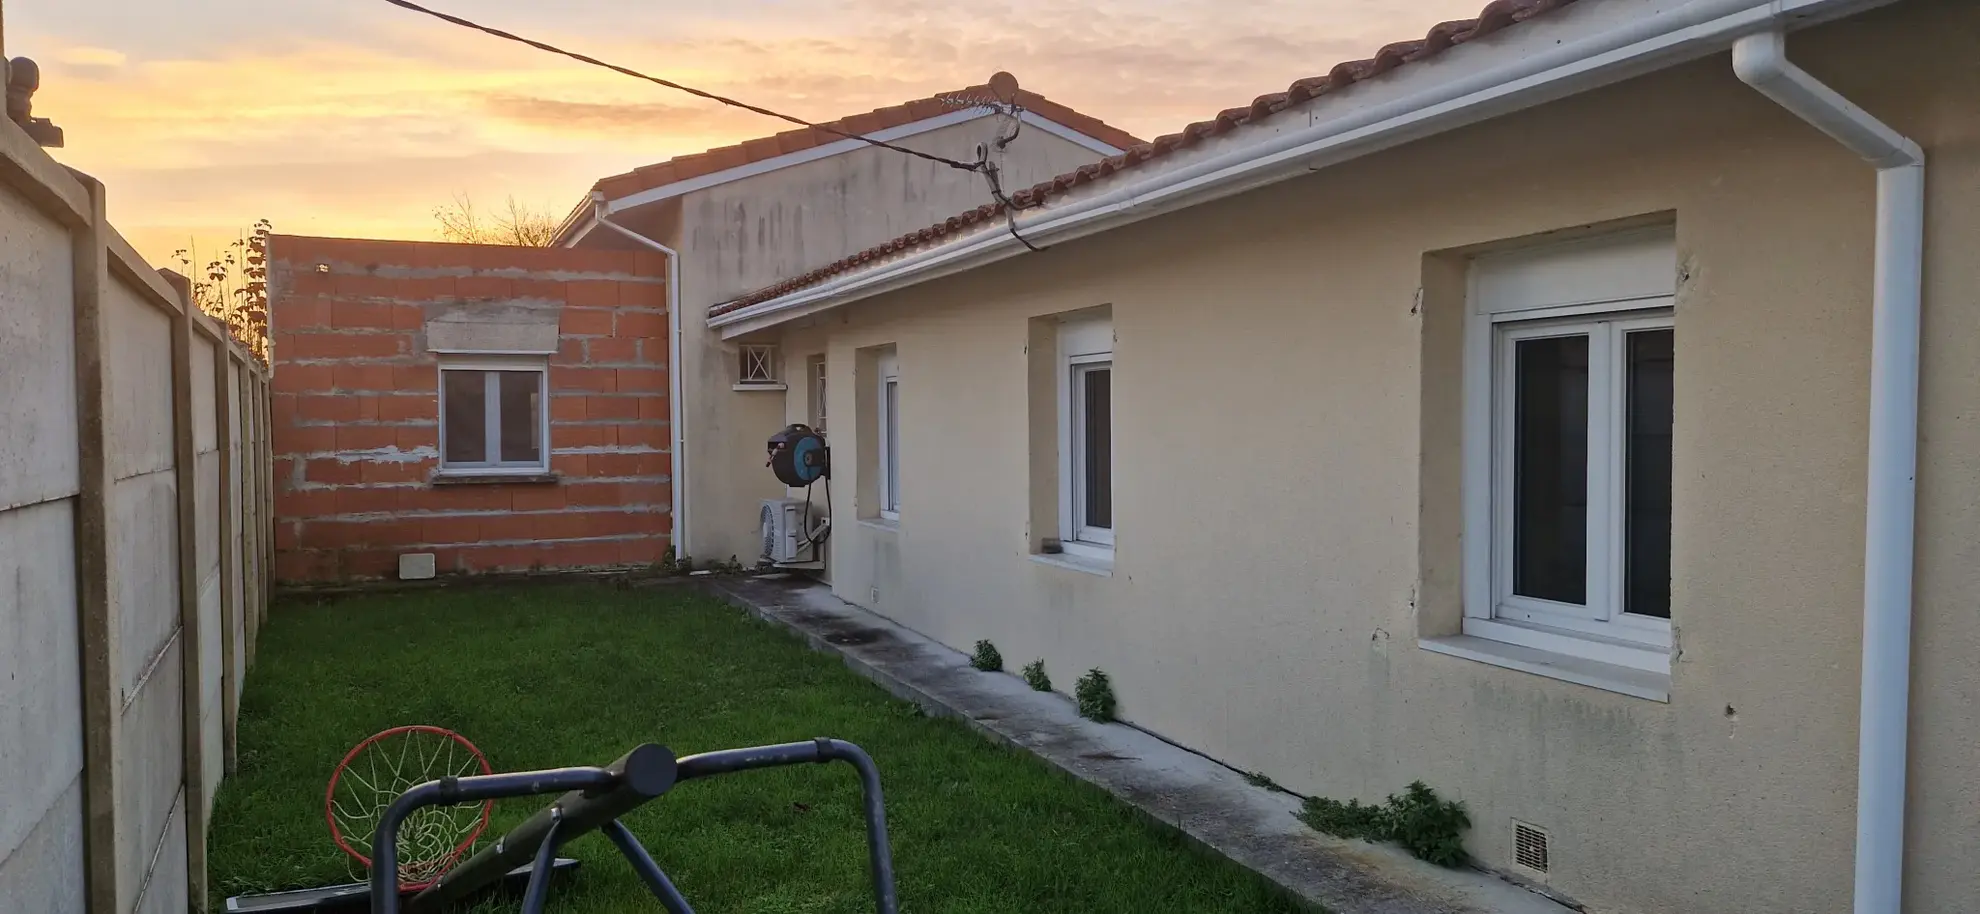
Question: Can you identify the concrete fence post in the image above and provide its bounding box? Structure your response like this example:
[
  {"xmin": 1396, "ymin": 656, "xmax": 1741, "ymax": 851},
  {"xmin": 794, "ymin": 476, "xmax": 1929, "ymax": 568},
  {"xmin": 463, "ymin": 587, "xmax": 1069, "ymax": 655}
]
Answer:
[
  {"xmin": 68, "ymin": 172, "xmax": 120, "ymax": 914},
  {"xmin": 242, "ymin": 374, "xmax": 262, "ymax": 664},
  {"xmin": 257, "ymin": 375, "xmax": 272, "ymax": 632},
  {"xmin": 165, "ymin": 271, "xmax": 210, "ymax": 909},
  {"xmin": 216, "ymin": 351, "xmax": 240, "ymax": 775}
]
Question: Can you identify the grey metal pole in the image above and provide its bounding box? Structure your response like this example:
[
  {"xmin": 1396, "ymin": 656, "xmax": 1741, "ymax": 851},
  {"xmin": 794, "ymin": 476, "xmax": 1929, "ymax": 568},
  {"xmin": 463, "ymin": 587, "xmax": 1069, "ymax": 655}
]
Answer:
[
  {"xmin": 675, "ymin": 738, "xmax": 898, "ymax": 914},
  {"xmin": 518, "ymin": 812, "xmax": 566, "ymax": 914},
  {"xmin": 370, "ymin": 766, "xmax": 618, "ymax": 914},
  {"xmin": 412, "ymin": 744, "xmax": 678, "ymax": 910},
  {"xmin": 602, "ymin": 819, "xmax": 697, "ymax": 914}
]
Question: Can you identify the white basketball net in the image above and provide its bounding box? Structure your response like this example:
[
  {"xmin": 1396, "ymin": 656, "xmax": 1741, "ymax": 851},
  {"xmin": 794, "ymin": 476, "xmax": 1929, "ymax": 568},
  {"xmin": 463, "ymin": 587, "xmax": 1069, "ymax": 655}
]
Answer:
[{"xmin": 327, "ymin": 727, "xmax": 491, "ymax": 887}]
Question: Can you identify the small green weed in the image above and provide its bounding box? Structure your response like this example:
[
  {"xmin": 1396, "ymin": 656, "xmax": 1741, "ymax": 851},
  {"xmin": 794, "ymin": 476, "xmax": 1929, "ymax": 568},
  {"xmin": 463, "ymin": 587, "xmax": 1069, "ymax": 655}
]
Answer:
[
  {"xmin": 1021, "ymin": 659, "xmax": 1051, "ymax": 692},
  {"xmin": 1074, "ymin": 669, "xmax": 1116, "ymax": 722},
  {"xmin": 1300, "ymin": 780, "xmax": 1470, "ymax": 867},
  {"xmin": 970, "ymin": 640, "xmax": 1004, "ymax": 672},
  {"xmin": 1242, "ymin": 770, "xmax": 1283, "ymax": 792}
]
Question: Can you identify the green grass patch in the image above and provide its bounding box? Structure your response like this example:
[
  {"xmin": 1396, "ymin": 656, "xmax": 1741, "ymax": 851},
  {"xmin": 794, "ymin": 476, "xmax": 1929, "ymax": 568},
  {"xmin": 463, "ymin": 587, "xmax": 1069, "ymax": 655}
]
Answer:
[{"xmin": 210, "ymin": 582, "xmax": 1309, "ymax": 912}]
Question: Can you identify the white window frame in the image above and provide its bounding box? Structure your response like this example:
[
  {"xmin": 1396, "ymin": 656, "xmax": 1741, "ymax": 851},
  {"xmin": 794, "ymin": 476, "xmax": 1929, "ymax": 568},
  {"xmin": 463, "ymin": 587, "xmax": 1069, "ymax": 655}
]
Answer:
[
  {"xmin": 1461, "ymin": 229, "xmax": 1677, "ymax": 675},
  {"xmin": 437, "ymin": 356, "xmax": 551, "ymax": 476},
  {"xmin": 809, "ymin": 354, "xmax": 829, "ymax": 435},
  {"xmin": 876, "ymin": 350, "xmax": 900, "ymax": 521},
  {"xmin": 739, "ymin": 343, "xmax": 779, "ymax": 385},
  {"xmin": 1058, "ymin": 318, "xmax": 1114, "ymax": 562}
]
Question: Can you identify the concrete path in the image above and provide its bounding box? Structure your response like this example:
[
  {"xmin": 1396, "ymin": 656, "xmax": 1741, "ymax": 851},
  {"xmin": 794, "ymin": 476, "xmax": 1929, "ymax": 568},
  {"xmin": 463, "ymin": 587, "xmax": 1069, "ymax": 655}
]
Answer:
[{"xmin": 704, "ymin": 574, "xmax": 1574, "ymax": 914}]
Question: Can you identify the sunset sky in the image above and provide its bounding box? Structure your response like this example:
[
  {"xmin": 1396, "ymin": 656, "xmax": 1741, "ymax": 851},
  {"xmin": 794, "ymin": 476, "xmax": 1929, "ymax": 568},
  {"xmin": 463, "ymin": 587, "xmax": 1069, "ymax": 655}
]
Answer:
[{"xmin": 12, "ymin": 0, "xmax": 1487, "ymax": 266}]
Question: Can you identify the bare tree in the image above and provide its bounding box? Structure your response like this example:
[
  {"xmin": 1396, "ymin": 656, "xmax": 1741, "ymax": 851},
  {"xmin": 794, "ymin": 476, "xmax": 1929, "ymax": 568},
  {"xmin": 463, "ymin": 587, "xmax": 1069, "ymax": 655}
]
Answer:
[
  {"xmin": 434, "ymin": 193, "xmax": 561, "ymax": 247},
  {"xmin": 174, "ymin": 219, "xmax": 271, "ymax": 363}
]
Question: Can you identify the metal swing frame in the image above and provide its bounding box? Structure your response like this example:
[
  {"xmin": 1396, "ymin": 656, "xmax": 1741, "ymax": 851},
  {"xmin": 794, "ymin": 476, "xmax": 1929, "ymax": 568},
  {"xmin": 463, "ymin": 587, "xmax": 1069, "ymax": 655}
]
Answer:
[{"xmin": 368, "ymin": 738, "xmax": 898, "ymax": 914}]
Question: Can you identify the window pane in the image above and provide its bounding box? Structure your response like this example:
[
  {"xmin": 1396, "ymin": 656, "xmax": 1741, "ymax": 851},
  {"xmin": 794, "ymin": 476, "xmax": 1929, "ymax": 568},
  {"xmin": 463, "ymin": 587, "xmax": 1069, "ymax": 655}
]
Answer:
[
  {"xmin": 1625, "ymin": 329, "xmax": 1674, "ymax": 619},
  {"xmin": 496, "ymin": 371, "xmax": 541, "ymax": 464},
  {"xmin": 813, "ymin": 358, "xmax": 829, "ymax": 434},
  {"xmin": 883, "ymin": 379, "xmax": 899, "ymax": 511},
  {"xmin": 442, "ymin": 370, "xmax": 487, "ymax": 464},
  {"xmin": 1512, "ymin": 335, "xmax": 1588, "ymax": 604},
  {"xmin": 1083, "ymin": 367, "xmax": 1112, "ymax": 530}
]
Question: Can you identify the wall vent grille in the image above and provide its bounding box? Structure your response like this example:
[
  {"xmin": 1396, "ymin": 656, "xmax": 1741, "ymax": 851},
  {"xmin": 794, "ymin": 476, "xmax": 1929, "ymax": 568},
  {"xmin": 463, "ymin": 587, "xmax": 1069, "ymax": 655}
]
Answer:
[{"xmin": 1513, "ymin": 821, "xmax": 1550, "ymax": 876}]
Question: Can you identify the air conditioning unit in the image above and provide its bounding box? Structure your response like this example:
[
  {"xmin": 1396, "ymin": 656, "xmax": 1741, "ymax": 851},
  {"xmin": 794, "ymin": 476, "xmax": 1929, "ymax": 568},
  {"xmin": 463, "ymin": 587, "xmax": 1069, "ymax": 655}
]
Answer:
[{"xmin": 760, "ymin": 498, "xmax": 818, "ymax": 564}]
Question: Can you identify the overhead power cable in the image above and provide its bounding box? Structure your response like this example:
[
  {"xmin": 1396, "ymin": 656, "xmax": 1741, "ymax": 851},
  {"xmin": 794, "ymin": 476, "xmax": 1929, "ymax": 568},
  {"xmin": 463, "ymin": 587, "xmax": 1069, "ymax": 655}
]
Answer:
[{"xmin": 379, "ymin": 0, "xmax": 982, "ymax": 173}]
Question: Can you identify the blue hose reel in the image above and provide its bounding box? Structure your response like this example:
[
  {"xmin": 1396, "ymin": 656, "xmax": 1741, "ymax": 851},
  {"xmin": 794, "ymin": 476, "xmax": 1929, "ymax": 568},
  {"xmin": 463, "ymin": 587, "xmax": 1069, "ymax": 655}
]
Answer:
[{"xmin": 767, "ymin": 424, "xmax": 830, "ymax": 487}]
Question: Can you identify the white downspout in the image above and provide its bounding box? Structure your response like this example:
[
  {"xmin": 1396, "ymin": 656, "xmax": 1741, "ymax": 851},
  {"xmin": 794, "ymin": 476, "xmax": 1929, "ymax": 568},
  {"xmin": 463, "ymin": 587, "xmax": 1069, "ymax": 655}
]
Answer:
[
  {"xmin": 582, "ymin": 194, "xmax": 692, "ymax": 558},
  {"xmin": 1734, "ymin": 30, "xmax": 1925, "ymax": 914}
]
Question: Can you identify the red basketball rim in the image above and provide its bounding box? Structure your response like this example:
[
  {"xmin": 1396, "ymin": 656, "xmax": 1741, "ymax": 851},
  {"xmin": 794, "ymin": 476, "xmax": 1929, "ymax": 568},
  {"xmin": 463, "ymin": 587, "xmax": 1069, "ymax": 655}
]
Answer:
[{"xmin": 324, "ymin": 725, "xmax": 494, "ymax": 890}]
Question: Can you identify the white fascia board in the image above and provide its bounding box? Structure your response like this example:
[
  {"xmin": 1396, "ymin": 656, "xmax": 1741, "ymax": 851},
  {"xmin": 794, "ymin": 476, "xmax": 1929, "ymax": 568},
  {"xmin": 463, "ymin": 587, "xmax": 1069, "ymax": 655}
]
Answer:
[
  {"xmin": 1018, "ymin": 111, "xmax": 1123, "ymax": 155},
  {"xmin": 602, "ymin": 107, "xmax": 1126, "ymax": 216},
  {"xmin": 712, "ymin": 0, "xmax": 1900, "ymax": 339},
  {"xmin": 603, "ymin": 108, "xmax": 995, "ymax": 215},
  {"xmin": 561, "ymin": 217, "xmax": 599, "ymax": 247},
  {"xmin": 569, "ymin": 108, "xmax": 1125, "ymax": 246}
]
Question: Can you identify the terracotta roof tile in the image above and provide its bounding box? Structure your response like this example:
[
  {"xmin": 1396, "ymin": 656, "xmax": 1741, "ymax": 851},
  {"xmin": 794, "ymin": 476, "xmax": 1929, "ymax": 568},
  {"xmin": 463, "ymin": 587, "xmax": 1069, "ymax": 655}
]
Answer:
[
  {"xmin": 581, "ymin": 74, "xmax": 1143, "ymax": 205},
  {"xmin": 740, "ymin": 135, "xmax": 783, "ymax": 160},
  {"xmin": 710, "ymin": 0, "xmax": 1581, "ymax": 320}
]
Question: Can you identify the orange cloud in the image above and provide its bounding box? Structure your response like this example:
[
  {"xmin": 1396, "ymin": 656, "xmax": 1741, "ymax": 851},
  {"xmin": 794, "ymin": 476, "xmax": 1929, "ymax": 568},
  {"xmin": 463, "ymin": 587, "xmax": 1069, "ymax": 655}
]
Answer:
[{"xmin": 14, "ymin": 0, "xmax": 1491, "ymax": 265}]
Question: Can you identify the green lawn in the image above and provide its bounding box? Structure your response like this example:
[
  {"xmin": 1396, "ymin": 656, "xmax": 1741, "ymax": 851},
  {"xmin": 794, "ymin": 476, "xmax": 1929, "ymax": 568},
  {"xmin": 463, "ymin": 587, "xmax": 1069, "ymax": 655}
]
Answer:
[{"xmin": 209, "ymin": 582, "xmax": 1308, "ymax": 913}]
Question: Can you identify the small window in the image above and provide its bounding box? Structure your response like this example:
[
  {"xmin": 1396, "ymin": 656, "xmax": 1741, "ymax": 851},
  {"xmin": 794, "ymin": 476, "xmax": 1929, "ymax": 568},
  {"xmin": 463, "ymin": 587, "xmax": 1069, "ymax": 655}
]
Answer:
[
  {"xmin": 1464, "ymin": 230, "xmax": 1676, "ymax": 674},
  {"xmin": 739, "ymin": 344, "xmax": 779, "ymax": 386},
  {"xmin": 439, "ymin": 359, "xmax": 548, "ymax": 475},
  {"xmin": 1073, "ymin": 362, "xmax": 1112, "ymax": 538},
  {"xmin": 876, "ymin": 350, "xmax": 900, "ymax": 520},
  {"xmin": 809, "ymin": 354, "xmax": 829, "ymax": 434},
  {"xmin": 1059, "ymin": 317, "xmax": 1113, "ymax": 559}
]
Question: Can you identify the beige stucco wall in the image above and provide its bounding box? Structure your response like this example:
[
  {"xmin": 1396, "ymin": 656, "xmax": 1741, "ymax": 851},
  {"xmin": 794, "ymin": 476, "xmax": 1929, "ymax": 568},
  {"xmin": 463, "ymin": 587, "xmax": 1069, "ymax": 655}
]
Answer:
[
  {"xmin": 597, "ymin": 114, "xmax": 1118, "ymax": 564},
  {"xmin": 757, "ymin": 3, "xmax": 1980, "ymax": 911}
]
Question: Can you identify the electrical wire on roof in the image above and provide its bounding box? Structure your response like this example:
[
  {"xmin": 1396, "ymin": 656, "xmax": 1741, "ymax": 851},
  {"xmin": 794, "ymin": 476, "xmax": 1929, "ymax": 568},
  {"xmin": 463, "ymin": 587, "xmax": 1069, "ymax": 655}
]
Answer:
[
  {"xmin": 379, "ymin": 0, "xmax": 981, "ymax": 174},
  {"xmin": 380, "ymin": 0, "xmax": 1050, "ymax": 253},
  {"xmin": 973, "ymin": 111, "xmax": 1046, "ymax": 253}
]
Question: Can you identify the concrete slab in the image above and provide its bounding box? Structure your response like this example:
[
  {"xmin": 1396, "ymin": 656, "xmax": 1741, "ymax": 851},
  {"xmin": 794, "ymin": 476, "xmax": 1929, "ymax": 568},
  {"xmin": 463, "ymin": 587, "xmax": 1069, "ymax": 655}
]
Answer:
[{"xmin": 706, "ymin": 575, "xmax": 1575, "ymax": 914}]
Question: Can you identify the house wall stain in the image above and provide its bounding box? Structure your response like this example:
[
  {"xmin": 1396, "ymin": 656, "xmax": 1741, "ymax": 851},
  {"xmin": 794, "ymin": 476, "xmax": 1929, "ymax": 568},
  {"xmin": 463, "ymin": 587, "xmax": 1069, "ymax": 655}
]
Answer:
[
  {"xmin": 747, "ymin": 3, "xmax": 1980, "ymax": 911},
  {"xmin": 578, "ymin": 114, "xmax": 1118, "ymax": 565}
]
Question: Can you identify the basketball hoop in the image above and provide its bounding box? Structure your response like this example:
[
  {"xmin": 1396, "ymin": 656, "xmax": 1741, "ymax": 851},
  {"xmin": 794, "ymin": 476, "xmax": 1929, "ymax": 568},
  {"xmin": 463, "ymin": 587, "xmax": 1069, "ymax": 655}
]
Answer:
[{"xmin": 324, "ymin": 726, "xmax": 494, "ymax": 891}]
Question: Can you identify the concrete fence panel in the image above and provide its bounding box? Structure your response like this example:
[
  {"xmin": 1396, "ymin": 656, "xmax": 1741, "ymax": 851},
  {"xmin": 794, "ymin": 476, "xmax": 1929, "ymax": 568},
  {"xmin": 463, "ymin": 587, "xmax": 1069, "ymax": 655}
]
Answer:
[
  {"xmin": 0, "ymin": 158, "xmax": 87, "ymax": 914},
  {"xmin": 0, "ymin": 114, "xmax": 274, "ymax": 913}
]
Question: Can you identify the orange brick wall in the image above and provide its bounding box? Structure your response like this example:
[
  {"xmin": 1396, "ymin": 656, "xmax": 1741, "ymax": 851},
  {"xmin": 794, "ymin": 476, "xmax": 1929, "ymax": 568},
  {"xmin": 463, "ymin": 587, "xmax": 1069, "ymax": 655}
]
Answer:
[{"xmin": 268, "ymin": 235, "xmax": 673, "ymax": 582}]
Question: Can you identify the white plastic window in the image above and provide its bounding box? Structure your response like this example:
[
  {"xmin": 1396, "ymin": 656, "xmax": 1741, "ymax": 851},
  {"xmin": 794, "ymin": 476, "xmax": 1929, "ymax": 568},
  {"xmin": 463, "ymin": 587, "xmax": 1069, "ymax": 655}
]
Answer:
[
  {"xmin": 438, "ymin": 358, "xmax": 549, "ymax": 475},
  {"xmin": 876, "ymin": 350, "xmax": 900, "ymax": 520},
  {"xmin": 1059, "ymin": 318, "xmax": 1114, "ymax": 559},
  {"xmin": 1463, "ymin": 230, "xmax": 1676, "ymax": 673},
  {"xmin": 739, "ymin": 344, "xmax": 778, "ymax": 385},
  {"xmin": 810, "ymin": 354, "xmax": 829, "ymax": 434}
]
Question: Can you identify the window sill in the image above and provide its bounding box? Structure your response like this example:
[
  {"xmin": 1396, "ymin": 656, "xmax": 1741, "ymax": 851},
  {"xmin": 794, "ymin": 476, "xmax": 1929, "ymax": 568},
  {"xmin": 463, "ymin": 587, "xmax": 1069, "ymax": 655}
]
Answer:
[
  {"xmin": 1029, "ymin": 552, "xmax": 1113, "ymax": 578},
  {"xmin": 432, "ymin": 472, "xmax": 560, "ymax": 486},
  {"xmin": 733, "ymin": 382, "xmax": 788, "ymax": 392},
  {"xmin": 858, "ymin": 518, "xmax": 899, "ymax": 534},
  {"xmin": 1419, "ymin": 634, "xmax": 1670, "ymax": 702}
]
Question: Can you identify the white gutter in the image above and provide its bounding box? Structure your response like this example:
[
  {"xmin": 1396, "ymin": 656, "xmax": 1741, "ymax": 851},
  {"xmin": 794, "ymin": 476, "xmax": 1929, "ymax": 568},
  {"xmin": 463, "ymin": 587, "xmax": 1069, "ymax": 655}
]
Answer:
[
  {"xmin": 711, "ymin": 0, "xmax": 1898, "ymax": 339},
  {"xmin": 1733, "ymin": 30, "xmax": 1924, "ymax": 914},
  {"xmin": 571, "ymin": 194, "xmax": 693, "ymax": 559}
]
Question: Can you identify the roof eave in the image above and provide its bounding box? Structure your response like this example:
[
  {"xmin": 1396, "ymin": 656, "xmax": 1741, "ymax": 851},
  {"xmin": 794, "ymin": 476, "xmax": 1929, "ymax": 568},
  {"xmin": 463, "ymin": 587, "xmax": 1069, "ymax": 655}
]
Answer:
[
  {"xmin": 555, "ymin": 107, "xmax": 1134, "ymax": 248},
  {"xmin": 711, "ymin": 0, "xmax": 1900, "ymax": 339}
]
